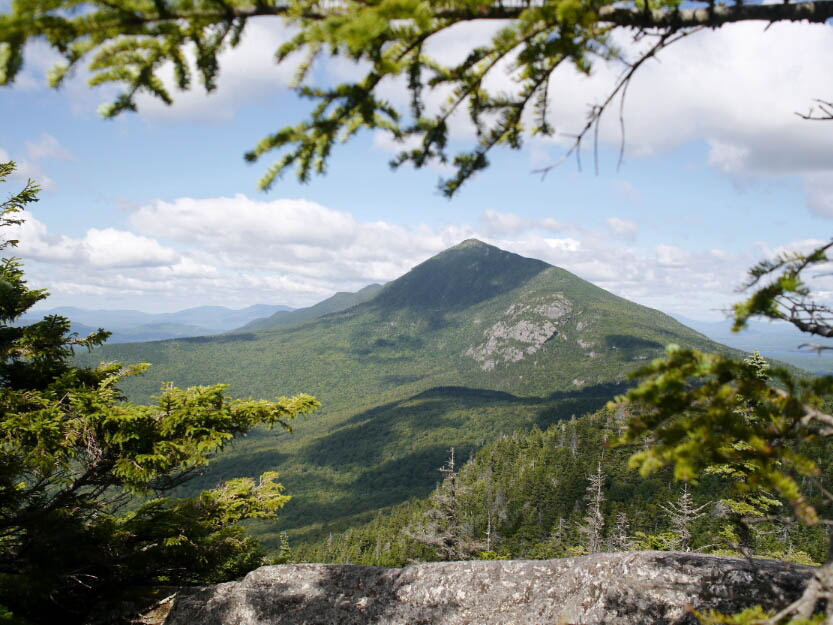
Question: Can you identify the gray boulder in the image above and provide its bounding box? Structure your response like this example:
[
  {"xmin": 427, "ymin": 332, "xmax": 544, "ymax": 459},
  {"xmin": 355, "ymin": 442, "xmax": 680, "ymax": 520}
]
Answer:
[{"xmin": 162, "ymin": 552, "xmax": 813, "ymax": 625}]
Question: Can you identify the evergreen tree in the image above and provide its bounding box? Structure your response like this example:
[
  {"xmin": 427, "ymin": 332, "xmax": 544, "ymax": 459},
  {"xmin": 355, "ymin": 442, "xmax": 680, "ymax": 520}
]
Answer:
[
  {"xmin": 0, "ymin": 162, "xmax": 319, "ymax": 624},
  {"xmin": 660, "ymin": 486, "xmax": 709, "ymax": 552},
  {"xmin": 405, "ymin": 448, "xmax": 484, "ymax": 561},
  {"xmin": 618, "ymin": 243, "xmax": 833, "ymax": 623}
]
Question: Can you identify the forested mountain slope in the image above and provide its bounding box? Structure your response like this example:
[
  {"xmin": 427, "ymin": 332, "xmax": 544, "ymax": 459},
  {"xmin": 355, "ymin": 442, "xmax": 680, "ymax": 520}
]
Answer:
[
  {"xmin": 77, "ymin": 239, "xmax": 741, "ymax": 548},
  {"xmin": 296, "ymin": 407, "xmax": 831, "ymax": 567},
  {"xmin": 237, "ymin": 283, "xmax": 383, "ymax": 331}
]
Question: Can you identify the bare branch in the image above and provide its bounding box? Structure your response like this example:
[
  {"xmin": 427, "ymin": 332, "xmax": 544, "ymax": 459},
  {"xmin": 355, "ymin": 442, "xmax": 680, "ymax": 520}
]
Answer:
[
  {"xmin": 796, "ymin": 98, "xmax": 833, "ymax": 121},
  {"xmin": 533, "ymin": 27, "xmax": 702, "ymax": 179}
]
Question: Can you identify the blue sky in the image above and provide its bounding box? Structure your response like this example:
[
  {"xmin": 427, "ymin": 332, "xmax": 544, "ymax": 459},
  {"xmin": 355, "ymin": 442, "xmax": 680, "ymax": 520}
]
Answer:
[{"xmin": 2, "ymin": 17, "xmax": 833, "ymax": 320}]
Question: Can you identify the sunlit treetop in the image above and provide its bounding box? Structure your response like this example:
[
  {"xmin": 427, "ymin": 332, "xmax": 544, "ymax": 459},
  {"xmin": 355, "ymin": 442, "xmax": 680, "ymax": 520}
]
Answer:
[{"xmin": 2, "ymin": 0, "xmax": 832, "ymax": 195}]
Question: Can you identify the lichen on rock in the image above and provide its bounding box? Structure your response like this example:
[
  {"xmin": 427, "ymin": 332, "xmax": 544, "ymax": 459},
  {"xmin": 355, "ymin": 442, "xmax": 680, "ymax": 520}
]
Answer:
[{"xmin": 161, "ymin": 552, "xmax": 813, "ymax": 625}]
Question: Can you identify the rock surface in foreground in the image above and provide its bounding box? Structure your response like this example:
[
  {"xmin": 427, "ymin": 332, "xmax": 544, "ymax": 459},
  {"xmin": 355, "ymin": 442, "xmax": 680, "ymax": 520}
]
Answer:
[{"xmin": 163, "ymin": 552, "xmax": 813, "ymax": 625}]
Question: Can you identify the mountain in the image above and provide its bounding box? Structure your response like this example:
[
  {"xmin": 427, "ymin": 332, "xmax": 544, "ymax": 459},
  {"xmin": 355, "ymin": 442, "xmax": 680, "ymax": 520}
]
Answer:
[
  {"xmin": 237, "ymin": 284, "xmax": 384, "ymax": 331},
  {"xmin": 21, "ymin": 304, "xmax": 293, "ymax": 343},
  {"xmin": 673, "ymin": 314, "xmax": 833, "ymax": 375},
  {"xmin": 76, "ymin": 239, "xmax": 742, "ymax": 548}
]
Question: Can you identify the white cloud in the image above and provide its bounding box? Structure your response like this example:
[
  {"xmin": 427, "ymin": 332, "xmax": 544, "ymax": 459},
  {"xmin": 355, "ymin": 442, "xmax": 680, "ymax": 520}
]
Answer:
[
  {"xmin": 542, "ymin": 237, "xmax": 582, "ymax": 254},
  {"xmin": 14, "ymin": 215, "xmax": 83, "ymax": 263},
  {"xmin": 0, "ymin": 134, "xmax": 73, "ymax": 192},
  {"xmin": 558, "ymin": 23, "xmax": 833, "ymax": 215},
  {"xmin": 656, "ymin": 244, "xmax": 689, "ymax": 268},
  {"xmin": 84, "ymin": 228, "xmax": 180, "ymax": 267},
  {"xmin": 25, "ymin": 133, "xmax": 73, "ymax": 162},
  {"xmin": 481, "ymin": 209, "xmax": 529, "ymax": 235},
  {"xmin": 394, "ymin": 19, "xmax": 833, "ymax": 215},
  {"xmin": 605, "ymin": 217, "xmax": 638, "ymax": 240},
  {"xmin": 13, "ymin": 195, "xmax": 805, "ymax": 319},
  {"xmin": 706, "ymin": 140, "xmax": 751, "ymax": 175},
  {"xmin": 0, "ymin": 146, "xmax": 56, "ymax": 191},
  {"xmin": 131, "ymin": 195, "xmax": 358, "ymax": 249},
  {"xmin": 11, "ymin": 214, "xmax": 181, "ymax": 268},
  {"xmin": 131, "ymin": 18, "xmax": 299, "ymax": 121}
]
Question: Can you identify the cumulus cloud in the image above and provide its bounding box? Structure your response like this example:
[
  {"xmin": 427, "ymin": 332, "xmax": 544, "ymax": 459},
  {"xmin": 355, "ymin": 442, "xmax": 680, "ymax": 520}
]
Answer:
[
  {"xmin": 12, "ymin": 214, "xmax": 181, "ymax": 268},
  {"xmin": 10, "ymin": 194, "xmax": 780, "ymax": 319},
  {"xmin": 128, "ymin": 195, "xmax": 474, "ymax": 288},
  {"xmin": 0, "ymin": 147, "xmax": 53, "ymax": 191},
  {"xmin": 655, "ymin": 244, "xmax": 689, "ymax": 268},
  {"xmin": 84, "ymin": 229, "xmax": 180, "ymax": 267},
  {"xmin": 549, "ymin": 23, "xmax": 833, "ymax": 215},
  {"xmin": 479, "ymin": 210, "xmax": 570, "ymax": 237}
]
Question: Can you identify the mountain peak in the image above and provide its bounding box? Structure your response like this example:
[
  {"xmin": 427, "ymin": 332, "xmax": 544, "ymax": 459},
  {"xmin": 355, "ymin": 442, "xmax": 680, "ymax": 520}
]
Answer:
[
  {"xmin": 373, "ymin": 239, "xmax": 550, "ymax": 311},
  {"xmin": 451, "ymin": 237, "xmax": 490, "ymax": 249}
]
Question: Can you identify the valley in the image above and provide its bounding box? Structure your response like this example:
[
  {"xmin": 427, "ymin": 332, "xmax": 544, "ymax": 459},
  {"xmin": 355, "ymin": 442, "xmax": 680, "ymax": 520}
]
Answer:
[{"xmin": 76, "ymin": 239, "xmax": 744, "ymax": 548}]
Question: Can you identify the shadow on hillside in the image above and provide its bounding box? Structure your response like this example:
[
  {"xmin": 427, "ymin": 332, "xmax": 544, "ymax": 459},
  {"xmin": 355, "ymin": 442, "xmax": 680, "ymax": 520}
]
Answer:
[
  {"xmin": 301, "ymin": 389, "xmax": 533, "ymax": 471},
  {"xmin": 536, "ymin": 381, "xmax": 628, "ymax": 428},
  {"xmin": 303, "ymin": 406, "xmax": 457, "ymax": 467},
  {"xmin": 301, "ymin": 383, "xmax": 623, "ymax": 475},
  {"xmin": 274, "ymin": 447, "xmax": 456, "ymax": 541},
  {"xmin": 276, "ymin": 382, "xmax": 628, "ymax": 542},
  {"xmin": 544, "ymin": 381, "xmax": 627, "ymax": 402},
  {"xmin": 603, "ymin": 334, "xmax": 663, "ymax": 359},
  {"xmin": 155, "ymin": 332, "xmax": 259, "ymax": 345},
  {"xmin": 175, "ymin": 448, "xmax": 291, "ymax": 495}
]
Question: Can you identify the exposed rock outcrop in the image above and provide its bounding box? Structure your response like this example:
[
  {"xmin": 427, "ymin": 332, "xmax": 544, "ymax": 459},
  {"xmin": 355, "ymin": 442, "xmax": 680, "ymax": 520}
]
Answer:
[
  {"xmin": 162, "ymin": 552, "xmax": 813, "ymax": 625},
  {"xmin": 465, "ymin": 295, "xmax": 573, "ymax": 371}
]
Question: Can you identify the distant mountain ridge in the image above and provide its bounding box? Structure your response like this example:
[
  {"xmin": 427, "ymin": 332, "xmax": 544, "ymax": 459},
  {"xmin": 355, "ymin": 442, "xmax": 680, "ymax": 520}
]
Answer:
[
  {"xmin": 237, "ymin": 284, "xmax": 384, "ymax": 332},
  {"xmin": 672, "ymin": 314, "xmax": 833, "ymax": 375},
  {"xmin": 21, "ymin": 304, "xmax": 293, "ymax": 343},
  {"xmin": 77, "ymin": 238, "xmax": 744, "ymax": 548}
]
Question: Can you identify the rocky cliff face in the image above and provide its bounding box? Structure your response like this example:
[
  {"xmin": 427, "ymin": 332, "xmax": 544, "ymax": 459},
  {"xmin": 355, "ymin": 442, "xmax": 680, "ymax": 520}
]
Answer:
[
  {"xmin": 465, "ymin": 295, "xmax": 573, "ymax": 371},
  {"xmin": 160, "ymin": 552, "xmax": 812, "ymax": 625}
]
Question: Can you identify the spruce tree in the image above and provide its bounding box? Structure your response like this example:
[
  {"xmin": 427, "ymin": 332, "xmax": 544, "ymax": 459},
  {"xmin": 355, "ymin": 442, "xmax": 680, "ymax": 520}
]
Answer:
[
  {"xmin": 405, "ymin": 448, "xmax": 484, "ymax": 561},
  {"xmin": 0, "ymin": 162, "xmax": 319, "ymax": 624},
  {"xmin": 618, "ymin": 243, "xmax": 833, "ymax": 623}
]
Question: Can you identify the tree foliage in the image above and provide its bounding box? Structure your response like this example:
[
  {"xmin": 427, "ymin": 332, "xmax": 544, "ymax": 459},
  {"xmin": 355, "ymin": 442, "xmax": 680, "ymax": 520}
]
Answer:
[
  {"xmin": 404, "ymin": 448, "xmax": 485, "ymax": 561},
  {"xmin": 0, "ymin": 162, "xmax": 320, "ymax": 624},
  {"xmin": 615, "ymin": 243, "xmax": 833, "ymax": 624},
  {"xmin": 294, "ymin": 407, "xmax": 830, "ymax": 568},
  {"xmin": 2, "ymin": 0, "xmax": 831, "ymax": 195}
]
